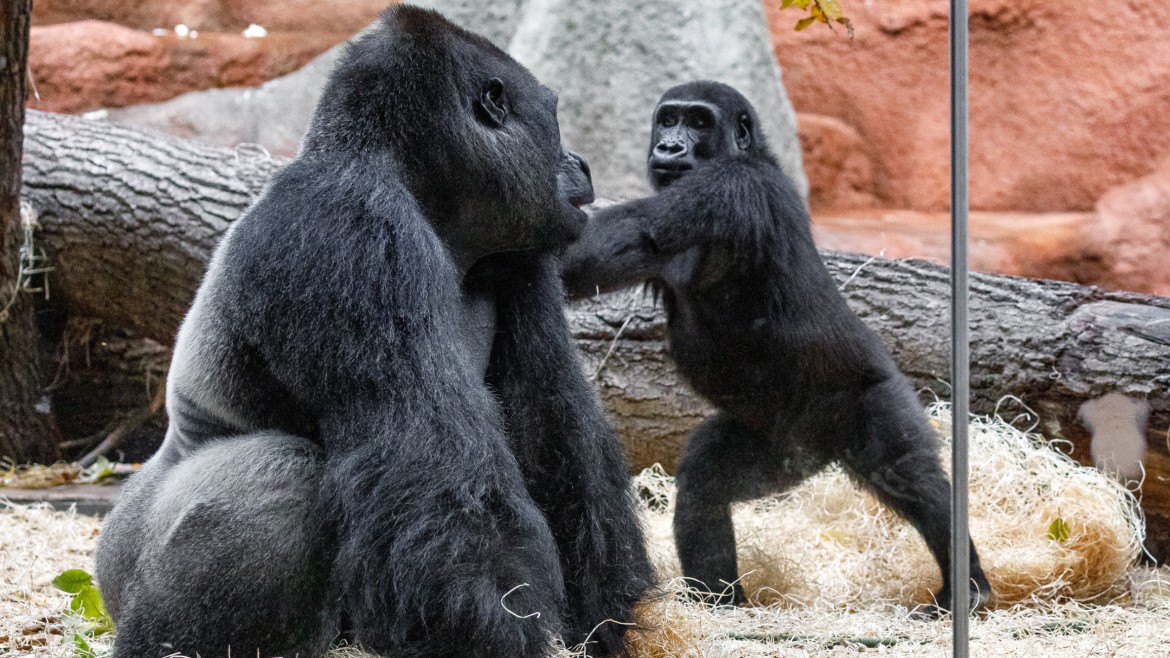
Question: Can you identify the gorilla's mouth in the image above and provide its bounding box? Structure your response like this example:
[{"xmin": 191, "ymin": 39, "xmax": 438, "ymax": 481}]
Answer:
[
  {"xmin": 565, "ymin": 186, "xmax": 594, "ymax": 209},
  {"xmin": 651, "ymin": 164, "xmax": 692, "ymax": 186},
  {"xmin": 651, "ymin": 164, "xmax": 692, "ymax": 174}
]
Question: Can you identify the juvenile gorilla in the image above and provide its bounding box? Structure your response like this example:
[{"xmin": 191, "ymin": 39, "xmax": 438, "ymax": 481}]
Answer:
[
  {"xmin": 562, "ymin": 81, "xmax": 990, "ymax": 613},
  {"xmin": 95, "ymin": 7, "xmax": 652, "ymax": 658}
]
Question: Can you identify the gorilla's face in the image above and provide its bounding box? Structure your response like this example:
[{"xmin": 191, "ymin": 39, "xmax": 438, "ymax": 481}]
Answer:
[
  {"xmin": 554, "ymin": 149, "xmax": 594, "ymax": 236},
  {"xmin": 303, "ymin": 9, "xmax": 590, "ymax": 265},
  {"xmin": 466, "ymin": 72, "xmax": 593, "ymax": 254},
  {"xmin": 647, "ymin": 83, "xmax": 760, "ymax": 191}
]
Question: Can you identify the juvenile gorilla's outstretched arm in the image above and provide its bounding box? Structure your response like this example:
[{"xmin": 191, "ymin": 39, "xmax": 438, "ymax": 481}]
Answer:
[
  {"xmin": 482, "ymin": 252, "xmax": 653, "ymax": 656},
  {"xmin": 562, "ymin": 164, "xmax": 785, "ymax": 301},
  {"xmin": 562, "ymin": 199, "xmax": 670, "ymax": 299}
]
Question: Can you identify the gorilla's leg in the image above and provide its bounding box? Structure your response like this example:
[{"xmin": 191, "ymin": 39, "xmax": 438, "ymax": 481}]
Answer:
[
  {"xmin": 323, "ymin": 422, "xmax": 566, "ymax": 658},
  {"xmin": 98, "ymin": 433, "xmax": 331, "ymax": 658},
  {"xmin": 483, "ymin": 253, "xmax": 653, "ymax": 656},
  {"xmin": 674, "ymin": 413, "xmax": 818, "ymax": 606},
  {"xmin": 839, "ymin": 376, "xmax": 991, "ymax": 614}
]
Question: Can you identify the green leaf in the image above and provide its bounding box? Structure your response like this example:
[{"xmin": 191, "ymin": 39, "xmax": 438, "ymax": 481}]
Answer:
[
  {"xmin": 795, "ymin": 15, "xmax": 817, "ymax": 31},
  {"xmin": 52, "ymin": 569, "xmax": 93, "ymax": 594},
  {"xmin": 72, "ymin": 586, "xmax": 109, "ymax": 623},
  {"xmin": 794, "ymin": 0, "xmax": 811, "ymax": 9},
  {"xmin": 1048, "ymin": 517, "xmax": 1071, "ymax": 543},
  {"xmin": 781, "ymin": 0, "xmax": 795, "ymax": 7},
  {"xmin": 73, "ymin": 633, "xmax": 94, "ymax": 658},
  {"xmin": 79, "ymin": 457, "xmax": 115, "ymax": 484}
]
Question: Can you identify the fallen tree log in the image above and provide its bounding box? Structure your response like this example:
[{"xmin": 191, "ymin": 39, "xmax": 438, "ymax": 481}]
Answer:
[
  {"xmin": 21, "ymin": 110, "xmax": 285, "ymax": 344},
  {"xmin": 22, "ymin": 110, "xmax": 1170, "ymax": 559}
]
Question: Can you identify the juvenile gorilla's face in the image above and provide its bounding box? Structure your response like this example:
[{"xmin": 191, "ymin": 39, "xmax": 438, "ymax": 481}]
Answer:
[
  {"xmin": 646, "ymin": 83, "xmax": 759, "ymax": 191},
  {"xmin": 648, "ymin": 100, "xmax": 722, "ymax": 190}
]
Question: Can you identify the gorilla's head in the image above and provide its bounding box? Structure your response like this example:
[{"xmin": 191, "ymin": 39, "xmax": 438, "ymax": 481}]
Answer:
[
  {"xmin": 303, "ymin": 5, "xmax": 592, "ymax": 265},
  {"xmin": 647, "ymin": 81, "xmax": 772, "ymax": 191}
]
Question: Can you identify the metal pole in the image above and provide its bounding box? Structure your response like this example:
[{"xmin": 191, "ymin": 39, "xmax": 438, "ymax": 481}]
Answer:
[{"xmin": 950, "ymin": 0, "xmax": 970, "ymax": 656}]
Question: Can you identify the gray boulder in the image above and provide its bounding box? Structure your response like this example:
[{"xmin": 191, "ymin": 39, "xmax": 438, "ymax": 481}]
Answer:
[{"xmin": 509, "ymin": 0, "xmax": 807, "ymax": 200}]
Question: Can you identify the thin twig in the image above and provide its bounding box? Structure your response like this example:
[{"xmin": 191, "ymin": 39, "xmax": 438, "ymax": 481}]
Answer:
[
  {"xmin": 27, "ymin": 68, "xmax": 40, "ymax": 102},
  {"xmin": 499, "ymin": 583, "xmax": 540, "ymax": 619},
  {"xmin": 591, "ymin": 314, "xmax": 635, "ymax": 381},
  {"xmin": 76, "ymin": 384, "xmax": 166, "ymax": 467},
  {"xmin": 725, "ymin": 633, "xmax": 902, "ymax": 648},
  {"xmin": 58, "ymin": 418, "xmax": 124, "ymax": 452},
  {"xmin": 838, "ymin": 254, "xmax": 879, "ymax": 292}
]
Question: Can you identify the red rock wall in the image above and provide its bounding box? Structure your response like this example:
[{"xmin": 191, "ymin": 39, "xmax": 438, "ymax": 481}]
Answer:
[
  {"xmin": 26, "ymin": 0, "xmax": 393, "ymax": 115},
  {"xmin": 27, "ymin": 21, "xmax": 347, "ymax": 114},
  {"xmin": 769, "ymin": 0, "xmax": 1170, "ymax": 213},
  {"xmin": 31, "ymin": 0, "xmax": 388, "ymax": 34}
]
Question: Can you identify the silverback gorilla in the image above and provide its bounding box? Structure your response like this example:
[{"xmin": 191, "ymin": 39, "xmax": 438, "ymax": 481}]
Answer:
[
  {"xmin": 561, "ymin": 81, "xmax": 990, "ymax": 614},
  {"xmin": 95, "ymin": 7, "xmax": 652, "ymax": 658}
]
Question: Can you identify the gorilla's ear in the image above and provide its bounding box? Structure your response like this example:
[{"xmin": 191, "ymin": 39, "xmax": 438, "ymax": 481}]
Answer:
[
  {"xmin": 735, "ymin": 113, "xmax": 753, "ymax": 151},
  {"xmin": 477, "ymin": 78, "xmax": 508, "ymax": 127}
]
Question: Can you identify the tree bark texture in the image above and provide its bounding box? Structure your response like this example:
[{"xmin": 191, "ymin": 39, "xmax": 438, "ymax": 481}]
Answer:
[
  {"xmin": 0, "ymin": 1, "xmax": 59, "ymax": 462},
  {"xmin": 21, "ymin": 110, "xmax": 286, "ymax": 346},
  {"xmin": 21, "ymin": 110, "xmax": 1170, "ymax": 558}
]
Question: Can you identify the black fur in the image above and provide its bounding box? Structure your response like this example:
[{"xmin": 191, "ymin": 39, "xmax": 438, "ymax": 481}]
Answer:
[
  {"xmin": 95, "ymin": 7, "xmax": 652, "ymax": 658},
  {"xmin": 562, "ymin": 80, "xmax": 990, "ymax": 614}
]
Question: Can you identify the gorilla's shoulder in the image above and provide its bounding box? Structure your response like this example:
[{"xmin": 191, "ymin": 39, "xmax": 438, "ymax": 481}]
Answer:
[{"xmin": 240, "ymin": 156, "xmax": 417, "ymax": 236}]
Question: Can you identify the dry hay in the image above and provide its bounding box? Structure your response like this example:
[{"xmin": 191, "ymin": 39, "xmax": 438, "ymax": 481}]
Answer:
[
  {"xmin": 0, "ymin": 502, "xmax": 100, "ymax": 656},
  {"xmin": 1, "ymin": 404, "xmax": 1164, "ymax": 657},
  {"xmin": 617, "ymin": 573, "xmax": 1170, "ymax": 657},
  {"xmin": 0, "ymin": 463, "xmax": 81, "ymax": 490},
  {"xmin": 636, "ymin": 403, "xmax": 1144, "ymax": 611}
]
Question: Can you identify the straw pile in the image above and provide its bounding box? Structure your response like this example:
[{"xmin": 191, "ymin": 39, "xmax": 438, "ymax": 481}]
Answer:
[
  {"xmin": 636, "ymin": 403, "xmax": 1144, "ymax": 610},
  {"xmin": 1, "ymin": 404, "xmax": 1160, "ymax": 657},
  {"xmin": 0, "ymin": 503, "xmax": 100, "ymax": 656}
]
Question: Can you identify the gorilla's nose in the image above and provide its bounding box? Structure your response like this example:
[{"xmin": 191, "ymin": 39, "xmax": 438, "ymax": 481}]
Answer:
[
  {"xmin": 566, "ymin": 149, "xmax": 591, "ymax": 180},
  {"xmin": 655, "ymin": 139, "xmax": 687, "ymax": 158},
  {"xmin": 560, "ymin": 149, "xmax": 594, "ymax": 207}
]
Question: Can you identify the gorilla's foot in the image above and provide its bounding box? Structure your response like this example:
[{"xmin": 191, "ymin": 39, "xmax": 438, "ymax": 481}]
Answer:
[{"xmin": 910, "ymin": 578, "xmax": 992, "ymax": 621}]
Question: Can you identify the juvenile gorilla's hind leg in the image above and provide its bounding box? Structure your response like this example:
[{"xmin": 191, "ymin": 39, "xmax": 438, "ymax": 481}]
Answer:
[
  {"xmin": 840, "ymin": 377, "xmax": 991, "ymax": 616},
  {"xmin": 674, "ymin": 414, "xmax": 821, "ymax": 606},
  {"xmin": 107, "ymin": 434, "xmax": 331, "ymax": 658}
]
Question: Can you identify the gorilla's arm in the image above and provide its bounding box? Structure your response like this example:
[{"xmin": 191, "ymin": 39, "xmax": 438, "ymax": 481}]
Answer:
[
  {"xmin": 483, "ymin": 252, "xmax": 653, "ymax": 656},
  {"xmin": 562, "ymin": 164, "xmax": 777, "ymax": 301},
  {"xmin": 561, "ymin": 198, "xmax": 675, "ymax": 299}
]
